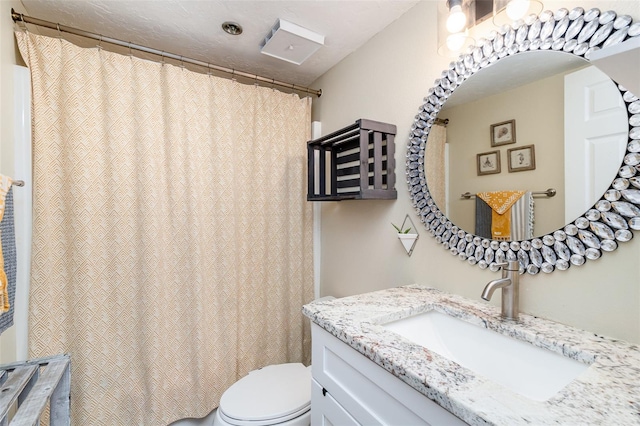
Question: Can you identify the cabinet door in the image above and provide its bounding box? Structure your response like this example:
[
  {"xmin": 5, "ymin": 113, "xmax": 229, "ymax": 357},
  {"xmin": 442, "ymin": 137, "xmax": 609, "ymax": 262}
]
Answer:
[
  {"xmin": 311, "ymin": 379, "xmax": 360, "ymax": 426},
  {"xmin": 311, "ymin": 324, "xmax": 467, "ymax": 426}
]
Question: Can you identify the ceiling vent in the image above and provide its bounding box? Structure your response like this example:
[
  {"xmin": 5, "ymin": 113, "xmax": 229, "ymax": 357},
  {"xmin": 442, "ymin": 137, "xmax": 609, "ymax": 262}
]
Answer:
[{"xmin": 260, "ymin": 19, "xmax": 324, "ymax": 65}]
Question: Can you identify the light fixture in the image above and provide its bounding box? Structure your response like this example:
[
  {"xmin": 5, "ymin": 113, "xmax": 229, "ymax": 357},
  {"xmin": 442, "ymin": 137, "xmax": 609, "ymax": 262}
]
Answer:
[
  {"xmin": 438, "ymin": 31, "xmax": 475, "ymax": 57},
  {"xmin": 493, "ymin": 0, "xmax": 543, "ymax": 26},
  {"xmin": 446, "ymin": 31, "xmax": 470, "ymax": 51},
  {"xmin": 506, "ymin": 0, "xmax": 531, "ymax": 19},
  {"xmin": 222, "ymin": 21, "xmax": 243, "ymax": 36},
  {"xmin": 446, "ymin": 0, "xmax": 467, "ymax": 33},
  {"xmin": 260, "ymin": 19, "xmax": 324, "ymax": 65},
  {"xmin": 438, "ymin": 0, "xmax": 475, "ymax": 57}
]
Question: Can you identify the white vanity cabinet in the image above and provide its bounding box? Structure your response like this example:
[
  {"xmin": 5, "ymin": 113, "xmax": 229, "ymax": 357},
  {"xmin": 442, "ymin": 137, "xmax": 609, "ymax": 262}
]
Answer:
[{"xmin": 310, "ymin": 323, "xmax": 467, "ymax": 426}]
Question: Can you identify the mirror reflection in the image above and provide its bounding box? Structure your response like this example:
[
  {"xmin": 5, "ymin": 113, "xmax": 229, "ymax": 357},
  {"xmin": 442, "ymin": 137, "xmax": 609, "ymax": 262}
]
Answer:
[{"xmin": 430, "ymin": 50, "xmax": 629, "ymax": 240}]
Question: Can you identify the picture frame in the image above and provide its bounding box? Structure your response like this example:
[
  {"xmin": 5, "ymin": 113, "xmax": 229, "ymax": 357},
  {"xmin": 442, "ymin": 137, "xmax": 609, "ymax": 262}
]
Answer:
[
  {"xmin": 477, "ymin": 150, "xmax": 501, "ymax": 176},
  {"xmin": 507, "ymin": 144, "xmax": 536, "ymax": 172},
  {"xmin": 490, "ymin": 119, "xmax": 516, "ymax": 146}
]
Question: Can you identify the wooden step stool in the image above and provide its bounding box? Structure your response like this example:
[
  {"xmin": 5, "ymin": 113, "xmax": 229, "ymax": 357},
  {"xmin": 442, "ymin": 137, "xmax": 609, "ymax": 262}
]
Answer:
[{"xmin": 0, "ymin": 354, "xmax": 70, "ymax": 425}]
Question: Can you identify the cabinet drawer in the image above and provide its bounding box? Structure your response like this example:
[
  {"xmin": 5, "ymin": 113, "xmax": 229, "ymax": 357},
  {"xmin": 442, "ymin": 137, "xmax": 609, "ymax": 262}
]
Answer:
[
  {"xmin": 312, "ymin": 379, "xmax": 359, "ymax": 426},
  {"xmin": 311, "ymin": 324, "xmax": 466, "ymax": 425}
]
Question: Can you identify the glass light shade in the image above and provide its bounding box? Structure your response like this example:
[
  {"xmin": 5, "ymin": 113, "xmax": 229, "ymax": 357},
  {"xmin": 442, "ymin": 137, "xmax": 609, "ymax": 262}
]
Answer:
[
  {"xmin": 506, "ymin": 0, "xmax": 530, "ymax": 20},
  {"xmin": 446, "ymin": 5, "xmax": 467, "ymax": 33},
  {"xmin": 437, "ymin": 0, "xmax": 475, "ymax": 57},
  {"xmin": 437, "ymin": 31, "xmax": 475, "ymax": 58},
  {"xmin": 447, "ymin": 32, "xmax": 467, "ymax": 51},
  {"xmin": 493, "ymin": 0, "xmax": 543, "ymax": 27}
]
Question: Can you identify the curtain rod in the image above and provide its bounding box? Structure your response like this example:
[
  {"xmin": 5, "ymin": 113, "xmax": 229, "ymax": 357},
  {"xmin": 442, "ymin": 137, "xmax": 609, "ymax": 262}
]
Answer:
[
  {"xmin": 10, "ymin": 9, "xmax": 322, "ymax": 98},
  {"xmin": 461, "ymin": 188, "xmax": 557, "ymax": 199}
]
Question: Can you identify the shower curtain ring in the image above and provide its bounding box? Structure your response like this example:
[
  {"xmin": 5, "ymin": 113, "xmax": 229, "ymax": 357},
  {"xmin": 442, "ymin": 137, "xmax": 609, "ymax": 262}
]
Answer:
[
  {"xmin": 160, "ymin": 51, "xmax": 165, "ymax": 66},
  {"xmin": 231, "ymin": 69, "xmax": 236, "ymax": 82},
  {"xmin": 56, "ymin": 23, "xmax": 62, "ymax": 39},
  {"xmin": 15, "ymin": 13, "xmax": 27, "ymax": 32},
  {"xmin": 206, "ymin": 63, "xmax": 212, "ymax": 76},
  {"xmin": 97, "ymin": 34, "xmax": 103, "ymax": 50},
  {"xmin": 180, "ymin": 56, "xmax": 184, "ymax": 69},
  {"xmin": 128, "ymin": 42, "xmax": 133, "ymax": 57}
]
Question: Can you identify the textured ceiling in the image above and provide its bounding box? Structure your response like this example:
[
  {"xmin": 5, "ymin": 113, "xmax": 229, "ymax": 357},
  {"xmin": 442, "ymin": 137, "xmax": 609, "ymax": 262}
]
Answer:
[
  {"xmin": 20, "ymin": 0, "xmax": 421, "ymax": 87},
  {"xmin": 442, "ymin": 51, "xmax": 588, "ymax": 108}
]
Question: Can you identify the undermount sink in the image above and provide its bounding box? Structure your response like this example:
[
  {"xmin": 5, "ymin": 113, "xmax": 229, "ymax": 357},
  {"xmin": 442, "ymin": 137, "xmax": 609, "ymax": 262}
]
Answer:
[{"xmin": 382, "ymin": 310, "xmax": 590, "ymax": 401}]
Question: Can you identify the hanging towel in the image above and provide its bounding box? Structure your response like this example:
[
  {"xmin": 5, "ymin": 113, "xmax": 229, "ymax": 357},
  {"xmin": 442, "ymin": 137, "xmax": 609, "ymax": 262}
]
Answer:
[
  {"xmin": 475, "ymin": 197, "xmax": 493, "ymax": 239},
  {"xmin": 0, "ymin": 176, "xmax": 16, "ymax": 335},
  {"xmin": 510, "ymin": 192, "xmax": 535, "ymax": 241},
  {"xmin": 477, "ymin": 190, "xmax": 525, "ymax": 241}
]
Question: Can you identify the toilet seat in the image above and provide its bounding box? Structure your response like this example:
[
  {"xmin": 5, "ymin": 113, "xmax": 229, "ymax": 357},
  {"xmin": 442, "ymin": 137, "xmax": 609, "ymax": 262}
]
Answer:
[{"xmin": 217, "ymin": 363, "xmax": 311, "ymax": 426}]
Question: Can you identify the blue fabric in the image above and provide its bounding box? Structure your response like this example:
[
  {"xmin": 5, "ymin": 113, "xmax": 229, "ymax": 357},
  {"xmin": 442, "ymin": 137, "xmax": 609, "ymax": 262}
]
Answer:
[{"xmin": 0, "ymin": 188, "xmax": 17, "ymax": 335}]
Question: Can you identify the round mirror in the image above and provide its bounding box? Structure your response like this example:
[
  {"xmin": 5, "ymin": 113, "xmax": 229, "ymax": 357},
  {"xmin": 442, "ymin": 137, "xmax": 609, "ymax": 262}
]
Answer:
[{"xmin": 408, "ymin": 7, "xmax": 640, "ymax": 275}]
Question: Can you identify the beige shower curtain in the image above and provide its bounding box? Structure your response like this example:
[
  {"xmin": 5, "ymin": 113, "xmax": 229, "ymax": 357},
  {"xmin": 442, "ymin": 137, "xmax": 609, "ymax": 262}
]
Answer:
[
  {"xmin": 425, "ymin": 123, "xmax": 447, "ymax": 212},
  {"xmin": 17, "ymin": 31, "xmax": 313, "ymax": 424}
]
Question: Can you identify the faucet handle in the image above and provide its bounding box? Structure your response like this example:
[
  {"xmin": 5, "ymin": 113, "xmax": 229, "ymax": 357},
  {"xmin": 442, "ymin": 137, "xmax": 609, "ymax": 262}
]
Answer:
[{"xmin": 495, "ymin": 260, "xmax": 520, "ymax": 271}]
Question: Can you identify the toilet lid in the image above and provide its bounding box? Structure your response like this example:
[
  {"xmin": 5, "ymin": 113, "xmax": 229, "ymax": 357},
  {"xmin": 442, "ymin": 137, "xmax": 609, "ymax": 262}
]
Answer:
[{"xmin": 219, "ymin": 363, "xmax": 311, "ymax": 423}]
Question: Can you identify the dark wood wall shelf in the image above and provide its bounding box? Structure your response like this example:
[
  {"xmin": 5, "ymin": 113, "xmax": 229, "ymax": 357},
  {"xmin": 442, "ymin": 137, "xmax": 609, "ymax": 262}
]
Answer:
[{"xmin": 307, "ymin": 119, "xmax": 397, "ymax": 201}]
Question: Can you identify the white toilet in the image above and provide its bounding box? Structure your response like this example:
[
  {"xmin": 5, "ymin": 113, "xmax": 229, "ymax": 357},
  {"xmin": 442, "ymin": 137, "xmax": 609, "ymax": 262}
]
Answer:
[{"xmin": 213, "ymin": 363, "xmax": 312, "ymax": 426}]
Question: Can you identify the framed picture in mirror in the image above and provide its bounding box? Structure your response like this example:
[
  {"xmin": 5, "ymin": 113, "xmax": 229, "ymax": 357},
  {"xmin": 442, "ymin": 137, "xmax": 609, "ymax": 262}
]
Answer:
[
  {"xmin": 477, "ymin": 150, "xmax": 501, "ymax": 176},
  {"xmin": 508, "ymin": 144, "xmax": 536, "ymax": 172},
  {"xmin": 490, "ymin": 119, "xmax": 516, "ymax": 146}
]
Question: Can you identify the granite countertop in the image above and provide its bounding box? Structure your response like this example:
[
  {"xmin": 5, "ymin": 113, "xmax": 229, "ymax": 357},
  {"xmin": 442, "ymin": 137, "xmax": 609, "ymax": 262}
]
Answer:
[{"xmin": 302, "ymin": 285, "xmax": 640, "ymax": 425}]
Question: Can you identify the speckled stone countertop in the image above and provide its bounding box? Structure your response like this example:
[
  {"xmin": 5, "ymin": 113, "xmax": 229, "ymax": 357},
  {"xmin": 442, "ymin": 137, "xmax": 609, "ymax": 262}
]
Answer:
[{"xmin": 302, "ymin": 285, "xmax": 640, "ymax": 425}]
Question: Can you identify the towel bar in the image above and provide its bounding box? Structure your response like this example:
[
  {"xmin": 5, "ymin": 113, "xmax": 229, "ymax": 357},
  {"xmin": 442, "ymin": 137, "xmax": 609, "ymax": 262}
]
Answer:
[{"xmin": 461, "ymin": 188, "xmax": 556, "ymax": 199}]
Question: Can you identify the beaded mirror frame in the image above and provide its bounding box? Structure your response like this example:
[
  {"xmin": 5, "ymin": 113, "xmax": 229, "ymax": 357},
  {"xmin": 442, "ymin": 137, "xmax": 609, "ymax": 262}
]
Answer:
[{"xmin": 407, "ymin": 7, "xmax": 640, "ymax": 275}]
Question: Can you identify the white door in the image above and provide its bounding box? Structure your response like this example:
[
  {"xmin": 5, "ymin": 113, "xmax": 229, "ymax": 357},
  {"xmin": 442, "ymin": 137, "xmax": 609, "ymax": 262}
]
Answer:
[{"xmin": 564, "ymin": 65, "xmax": 628, "ymax": 223}]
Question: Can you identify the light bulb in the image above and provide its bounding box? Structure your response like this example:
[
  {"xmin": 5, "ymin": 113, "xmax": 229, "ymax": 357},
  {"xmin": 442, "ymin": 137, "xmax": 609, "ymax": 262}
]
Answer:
[
  {"xmin": 446, "ymin": 32, "xmax": 467, "ymax": 52},
  {"xmin": 506, "ymin": 0, "xmax": 530, "ymax": 21},
  {"xmin": 446, "ymin": 5, "xmax": 467, "ymax": 33}
]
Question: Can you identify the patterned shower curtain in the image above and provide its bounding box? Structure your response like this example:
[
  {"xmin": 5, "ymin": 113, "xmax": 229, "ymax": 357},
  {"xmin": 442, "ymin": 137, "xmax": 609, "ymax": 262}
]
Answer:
[{"xmin": 16, "ymin": 31, "xmax": 313, "ymax": 424}]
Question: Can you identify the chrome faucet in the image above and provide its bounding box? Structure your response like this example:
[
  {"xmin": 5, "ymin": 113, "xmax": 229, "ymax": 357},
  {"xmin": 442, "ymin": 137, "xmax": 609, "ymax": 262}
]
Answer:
[{"xmin": 481, "ymin": 260, "xmax": 520, "ymax": 321}]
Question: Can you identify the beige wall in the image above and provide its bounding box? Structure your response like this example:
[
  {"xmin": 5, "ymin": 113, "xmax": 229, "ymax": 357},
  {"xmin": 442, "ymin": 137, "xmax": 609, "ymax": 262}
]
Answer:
[
  {"xmin": 0, "ymin": 1, "xmax": 26, "ymax": 363},
  {"xmin": 312, "ymin": 0, "xmax": 640, "ymax": 343},
  {"xmin": 443, "ymin": 69, "xmax": 568, "ymax": 235}
]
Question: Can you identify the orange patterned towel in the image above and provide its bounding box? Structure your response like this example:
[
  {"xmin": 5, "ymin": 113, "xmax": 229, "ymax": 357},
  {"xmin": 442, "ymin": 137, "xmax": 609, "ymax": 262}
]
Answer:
[
  {"xmin": 0, "ymin": 175, "xmax": 11, "ymax": 313},
  {"xmin": 477, "ymin": 190, "xmax": 525, "ymax": 240}
]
